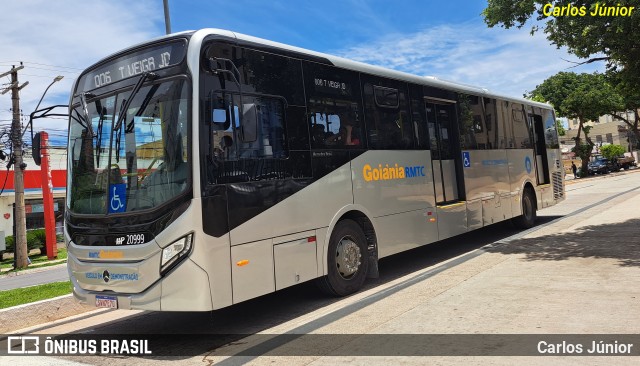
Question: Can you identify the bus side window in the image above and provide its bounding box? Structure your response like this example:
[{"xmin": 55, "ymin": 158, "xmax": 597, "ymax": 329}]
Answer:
[
  {"xmin": 236, "ymin": 96, "xmax": 287, "ymax": 159},
  {"xmin": 362, "ymin": 80, "xmax": 413, "ymax": 150},
  {"xmin": 311, "ymin": 123, "xmax": 327, "ymax": 147},
  {"xmin": 409, "ymin": 84, "xmax": 429, "ymax": 150},
  {"xmin": 303, "ymin": 61, "xmax": 364, "ymax": 150},
  {"xmin": 484, "ymin": 98, "xmax": 501, "ymax": 149},
  {"xmin": 498, "ymin": 101, "xmax": 515, "ymax": 148},
  {"xmin": 511, "ymin": 103, "xmax": 532, "ymax": 149},
  {"xmin": 457, "ymin": 94, "xmax": 486, "ymax": 150}
]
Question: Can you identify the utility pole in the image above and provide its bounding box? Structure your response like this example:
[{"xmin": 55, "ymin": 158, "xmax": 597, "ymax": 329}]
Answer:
[{"xmin": 1, "ymin": 64, "xmax": 29, "ymax": 268}]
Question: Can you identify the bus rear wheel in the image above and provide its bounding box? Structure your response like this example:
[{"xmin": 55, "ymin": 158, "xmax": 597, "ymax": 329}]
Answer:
[
  {"xmin": 317, "ymin": 219, "xmax": 369, "ymax": 296},
  {"xmin": 512, "ymin": 188, "xmax": 536, "ymax": 229}
]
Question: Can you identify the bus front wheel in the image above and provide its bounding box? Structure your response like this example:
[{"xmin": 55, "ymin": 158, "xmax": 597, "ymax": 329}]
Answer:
[
  {"xmin": 512, "ymin": 188, "xmax": 536, "ymax": 229},
  {"xmin": 317, "ymin": 219, "xmax": 369, "ymax": 296}
]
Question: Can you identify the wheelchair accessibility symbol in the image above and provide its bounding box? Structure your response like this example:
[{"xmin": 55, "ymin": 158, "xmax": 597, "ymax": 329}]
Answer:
[
  {"xmin": 462, "ymin": 151, "xmax": 471, "ymax": 168},
  {"xmin": 109, "ymin": 184, "xmax": 127, "ymax": 213},
  {"xmin": 525, "ymin": 156, "xmax": 532, "ymax": 174}
]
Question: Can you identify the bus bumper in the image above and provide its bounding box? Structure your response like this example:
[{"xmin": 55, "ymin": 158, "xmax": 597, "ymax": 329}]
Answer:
[{"xmin": 70, "ymin": 257, "xmax": 213, "ymax": 311}]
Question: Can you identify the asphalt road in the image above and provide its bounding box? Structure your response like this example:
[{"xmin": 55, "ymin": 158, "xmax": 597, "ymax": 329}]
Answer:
[{"xmin": 0, "ymin": 264, "xmax": 69, "ymax": 291}]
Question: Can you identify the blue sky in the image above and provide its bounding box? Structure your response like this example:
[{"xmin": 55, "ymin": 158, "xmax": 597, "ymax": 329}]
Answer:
[{"xmin": 1, "ymin": 0, "xmax": 603, "ymax": 147}]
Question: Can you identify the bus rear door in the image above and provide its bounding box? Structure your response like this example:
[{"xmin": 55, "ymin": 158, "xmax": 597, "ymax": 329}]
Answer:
[{"xmin": 425, "ymin": 98, "xmax": 461, "ymax": 204}]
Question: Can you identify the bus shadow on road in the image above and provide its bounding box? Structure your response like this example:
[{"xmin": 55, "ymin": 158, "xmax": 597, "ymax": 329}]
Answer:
[
  {"xmin": 58, "ymin": 216, "xmax": 566, "ymax": 360},
  {"xmin": 484, "ymin": 218, "xmax": 640, "ymax": 267},
  {"xmin": 73, "ymin": 217, "xmax": 558, "ymax": 331}
]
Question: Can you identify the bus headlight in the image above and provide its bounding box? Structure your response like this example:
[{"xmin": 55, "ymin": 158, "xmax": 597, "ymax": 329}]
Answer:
[{"xmin": 160, "ymin": 234, "xmax": 193, "ymax": 274}]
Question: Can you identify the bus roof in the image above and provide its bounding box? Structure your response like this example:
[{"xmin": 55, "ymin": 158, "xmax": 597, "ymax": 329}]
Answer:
[
  {"xmin": 197, "ymin": 29, "xmax": 553, "ymax": 110},
  {"xmin": 86, "ymin": 28, "xmax": 553, "ymax": 110}
]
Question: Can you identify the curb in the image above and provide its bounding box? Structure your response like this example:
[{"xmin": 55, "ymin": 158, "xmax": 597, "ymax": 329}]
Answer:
[
  {"xmin": 564, "ymin": 166, "xmax": 640, "ymax": 185},
  {"xmin": 0, "ymin": 294, "xmax": 94, "ymax": 333}
]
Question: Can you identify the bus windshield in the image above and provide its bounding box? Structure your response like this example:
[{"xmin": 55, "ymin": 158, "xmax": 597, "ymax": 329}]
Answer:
[{"xmin": 67, "ymin": 78, "xmax": 189, "ymax": 215}]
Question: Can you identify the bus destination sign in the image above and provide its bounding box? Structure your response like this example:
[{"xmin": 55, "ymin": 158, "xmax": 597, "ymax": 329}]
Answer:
[{"xmin": 80, "ymin": 41, "xmax": 187, "ymax": 91}]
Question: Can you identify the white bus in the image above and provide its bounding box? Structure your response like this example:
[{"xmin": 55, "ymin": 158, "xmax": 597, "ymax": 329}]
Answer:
[{"xmin": 66, "ymin": 29, "xmax": 564, "ymax": 311}]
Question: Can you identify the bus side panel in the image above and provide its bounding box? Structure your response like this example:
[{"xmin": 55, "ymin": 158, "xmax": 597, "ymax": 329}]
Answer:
[
  {"xmin": 273, "ymin": 230, "xmax": 318, "ymax": 291},
  {"xmin": 506, "ymin": 149, "xmax": 536, "ymax": 216},
  {"xmin": 185, "ymin": 199, "xmax": 234, "ymax": 310},
  {"xmin": 466, "ymin": 199, "xmax": 482, "ymax": 230},
  {"xmin": 352, "ymin": 150, "xmax": 434, "ymax": 216},
  {"xmin": 375, "ymin": 209, "xmax": 439, "ymax": 258},
  {"xmin": 547, "ymin": 149, "xmax": 565, "ymax": 206},
  {"xmin": 352, "ymin": 150, "xmax": 438, "ymax": 258},
  {"xmin": 463, "ymin": 150, "xmax": 499, "ymax": 201},
  {"xmin": 230, "ymin": 238, "xmax": 274, "ymax": 304},
  {"xmin": 462, "ymin": 150, "xmax": 510, "ymax": 225},
  {"xmin": 223, "ymin": 160, "xmax": 352, "ymax": 302},
  {"xmin": 436, "ymin": 202, "xmax": 467, "ymax": 240},
  {"xmin": 316, "ymin": 227, "xmax": 329, "ymax": 276},
  {"xmin": 488, "ymin": 149, "xmax": 510, "ymax": 224},
  {"xmin": 228, "ymin": 163, "xmax": 352, "ymax": 246},
  {"xmin": 536, "ymin": 149, "xmax": 562, "ymax": 209}
]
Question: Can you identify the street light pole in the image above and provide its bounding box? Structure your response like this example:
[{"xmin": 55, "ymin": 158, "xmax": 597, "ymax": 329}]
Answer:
[
  {"xmin": 22, "ymin": 75, "xmax": 63, "ymax": 138},
  {"xmin": 37, "ymin": 76, "xmax": 63, "ymax": 110},
  {"xmin": 163, "ymin": 0, "xmax": 172, "ymax": 35}
]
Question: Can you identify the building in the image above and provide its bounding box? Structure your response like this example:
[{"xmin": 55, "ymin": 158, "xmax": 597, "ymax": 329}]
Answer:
[
  {"xmin": 566, "ymin": 110, "xmax": 636, "ymax": 130},
  {"xmin": 0, "ymin": 148, "xmax": 67, "ymax": 238},
  {"xmin": 561, "ymin": 111, "xmax": 639, "ymax": 160}
]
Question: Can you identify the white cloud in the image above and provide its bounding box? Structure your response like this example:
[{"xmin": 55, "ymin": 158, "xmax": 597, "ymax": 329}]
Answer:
[
  {"xmin": 0, "ymin": 0, "xmax": 162, "ymax": 147},
  {"xmin": 334, "ymin": 20, "xmax": 605, "ymax": 98}
]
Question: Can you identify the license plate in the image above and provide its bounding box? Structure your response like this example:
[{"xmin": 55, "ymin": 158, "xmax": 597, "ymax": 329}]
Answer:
[{"xmin": 95, "ymin": 295, "xmax": 118, "ymax": 309}]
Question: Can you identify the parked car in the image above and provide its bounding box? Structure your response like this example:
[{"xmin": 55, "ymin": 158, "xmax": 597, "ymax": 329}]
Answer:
[
  {"xmin": 616, "ymin": 155, "xmax": 636, "ymax": 170},
  {"xmin": 587, "ymin": 157, "xmax": 615, "ymax": 175}
]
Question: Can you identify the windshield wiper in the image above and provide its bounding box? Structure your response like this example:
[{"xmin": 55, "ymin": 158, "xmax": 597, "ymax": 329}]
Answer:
[
  {"xmin": 73, "ymin": 92, "xmax": 96, "ymax": 136},
  {"xmin": 94, "ymin": 99, "xmax": 106, "ymax": 167},
  {"xmin": 113, "ymin": 72, "xmax": 160, "ymax": 163},
  {"xmin": 113, "ymin": 72, "xmax": 158, "ymax": 133}
]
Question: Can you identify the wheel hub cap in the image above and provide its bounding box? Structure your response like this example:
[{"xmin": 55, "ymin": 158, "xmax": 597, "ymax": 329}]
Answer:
[{"xmin": 336, "ymin": 237, "xmax": 361, "ymax": 279}]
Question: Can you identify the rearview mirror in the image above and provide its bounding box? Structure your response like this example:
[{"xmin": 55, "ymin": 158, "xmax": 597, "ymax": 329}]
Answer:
[{"xmin": 32, "ymin": 132, "xmax": 42, "ymax": 166}]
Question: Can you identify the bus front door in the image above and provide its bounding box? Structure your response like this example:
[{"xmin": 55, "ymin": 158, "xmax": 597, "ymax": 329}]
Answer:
[{"xmin": 425, "ymin": 99, "xmax": 460, "ymax": 204}]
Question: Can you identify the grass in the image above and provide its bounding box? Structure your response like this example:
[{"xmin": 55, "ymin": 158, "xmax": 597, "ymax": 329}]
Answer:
[
  {"xmin": 0, "ymin": 248, "xmax": 67, "ymax": 270},
  {"xmin": 0, "ymin": 281, "xmax": 73, "ymax": 309}
]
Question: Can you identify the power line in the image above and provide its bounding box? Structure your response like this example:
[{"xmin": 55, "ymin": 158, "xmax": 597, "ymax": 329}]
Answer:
[
  {"xmin": 0, "ymin": 61, "xmax": 83, "ymax": 71},
  {"xmin": 21, "ymin": 73, "xmax": 73, "ymax": 79},
  {"xmin": 20, "ymin": 66, "xmax": 79, "ymax": 74}
]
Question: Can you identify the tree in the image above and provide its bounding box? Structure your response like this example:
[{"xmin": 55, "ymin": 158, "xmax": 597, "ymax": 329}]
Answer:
[
  {"xmin": 606, "ymin": 70, "xmax": 640, "ymax": 143},
  {"xmin": 556, "ymin": 119, "xmax": 566, "ymax": 136},
  {"xmin": 528, "ymin": 72, "xmax": 624, "ymax": 173},
  {"xmin": 483, "ymin": 1, "xmax": 640, "ymax": 67},
  {"xmin": 529, "ymin": 93, "xmax": 566, "ymax": 136},
  {"xmin": 600, "ymin": 144, "xmax": 626, "ymax": 160},
  {"xmin": 484, "ymin": 0, "xmax": 640, "ymax": 145}
]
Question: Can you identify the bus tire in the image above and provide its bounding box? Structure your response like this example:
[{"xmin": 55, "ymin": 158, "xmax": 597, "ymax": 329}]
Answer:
[
  {"xmin": 317, "ymin": 219, "xmax": 369, "ymax": 297},
  {"xmin": 512, "ymin": 188, "xmax": 536, "ymax": 229}
]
